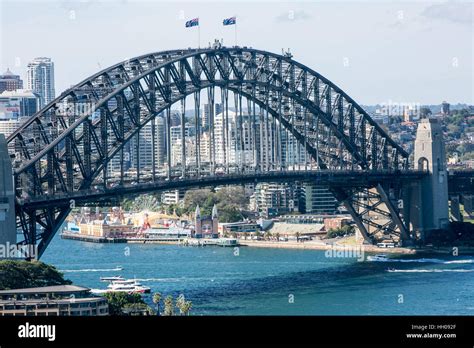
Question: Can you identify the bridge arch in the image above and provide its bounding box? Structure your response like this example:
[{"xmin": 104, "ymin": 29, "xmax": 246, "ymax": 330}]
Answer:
[{"xmin": 6, "ymin": 47, "xmax": 410, "ymax": 257}]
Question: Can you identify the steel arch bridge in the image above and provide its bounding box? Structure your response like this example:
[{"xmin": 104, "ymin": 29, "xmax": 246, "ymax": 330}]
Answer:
[{"xmin": 7, "ymin": 46, "xmax": 415, "ymax": 258}]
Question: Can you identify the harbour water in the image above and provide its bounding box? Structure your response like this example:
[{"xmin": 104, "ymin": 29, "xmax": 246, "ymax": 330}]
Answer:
[{"xmin": 42, "ymin": 234, "xmax": 474, "ymax": 315}]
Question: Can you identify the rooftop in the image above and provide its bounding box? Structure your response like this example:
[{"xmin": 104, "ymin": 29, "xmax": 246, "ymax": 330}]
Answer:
[{"xmin": 0, "ymin": 285, "xmax": 90, "ymax": 295}]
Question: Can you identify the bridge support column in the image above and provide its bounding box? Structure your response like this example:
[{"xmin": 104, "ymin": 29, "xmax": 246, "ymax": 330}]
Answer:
[
  {"xmin": 0, "ymin": 134, "xmax": 16, "ymax": 253},
  {"xmin": 409, "ymin": 118, "xmax": 449, "ymax": 241},
  {"xmin": 376, "ymin": 184, "xmax": 410, "ymax": 242}
]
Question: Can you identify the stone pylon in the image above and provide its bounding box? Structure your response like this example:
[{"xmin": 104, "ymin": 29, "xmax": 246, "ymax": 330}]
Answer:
[
  {"xmin": 406, "ymin": 118, "xmax": 449, "ymax": 240},
  {"xmin": 0, "ymin": 134, "xmax": 16, "ymax": 250}
]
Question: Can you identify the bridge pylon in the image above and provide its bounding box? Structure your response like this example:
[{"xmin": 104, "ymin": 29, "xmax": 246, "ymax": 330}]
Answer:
[
  {"xmin": 405, "ymin": 117, "xmax": 449, "ymax": 241},
  {"xmin": 0, "ymin": 134, "xmax": 16, "ymax": 250}
]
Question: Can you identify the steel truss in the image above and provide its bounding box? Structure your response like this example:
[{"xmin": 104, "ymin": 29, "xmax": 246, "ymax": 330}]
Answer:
[{"xmin": 7, "ymin": 47, "xmax": 410, "ymax": 258}]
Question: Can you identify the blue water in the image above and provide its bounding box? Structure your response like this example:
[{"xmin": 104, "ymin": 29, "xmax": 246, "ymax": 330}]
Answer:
[{"xmin": 42, "ymin": 235, "xmax": 474, "ymax": 315}]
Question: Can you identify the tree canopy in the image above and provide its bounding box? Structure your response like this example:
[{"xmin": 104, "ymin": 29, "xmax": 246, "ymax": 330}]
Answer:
[{"xmin": 0, "ymin": 260, "xmax": 71, "ymax": 290}]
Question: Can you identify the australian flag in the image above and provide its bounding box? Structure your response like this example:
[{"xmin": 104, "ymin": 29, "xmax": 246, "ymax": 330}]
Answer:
[
  {"xmin": 223, "ymin": 16, "xmax": 236, "ymax": 26},
  {"xmin": 185, "ymin": 18, "xmax": 199, "ymax": 28}
]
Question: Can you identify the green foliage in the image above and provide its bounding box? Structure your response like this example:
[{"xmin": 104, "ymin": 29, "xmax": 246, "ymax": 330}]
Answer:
[
  {"xmin": 182, "ymin": 187, "xmax": 248, "ymax": 222},
  {"xmin": 163, "ymin": 295, "xmax": 174, "ymax": 316},
  {"xmin": 0, "ymin": 260, "xmax": 71, "ymax": 290},
  {"xmin": 420, "ymin": 107, "xmax": 432, "ymax": 118},
  {"xmin": 122, "ymin": 302, "xmax": 154, "ymax": 316},
  {"xmin": 325, "ymin": 225, "xmax": 355, "ymax": 239},
  {"xmin": 103, "ymin": 292, "xmax": 145, "ymax": 316}
]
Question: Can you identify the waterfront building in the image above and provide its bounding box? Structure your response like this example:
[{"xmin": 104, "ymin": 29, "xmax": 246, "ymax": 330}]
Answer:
[
  {"xmin": 193, "ymin": 204, "xmax": 219, "ymax": 238},
  {"xmin": 64, "ymin": 220, "xmax": 136, "ymax": 239},
  {"xmin": 0, "ymin": 68, "xmax": 23, "ymax": 93},
  {"xmin": 219, "ymin": 221, "xmax": 262, "ymax": 237},
  {"xmin": 26, "ymin": 57, "xmax": 55, "ymax": 108},
  {"xmin": 323, "ymin": 217, "xmax": 352, "ymax": 231},
  {"xmin": 0, "ymin": 285, "xmax": 109, "ymax": 316}
]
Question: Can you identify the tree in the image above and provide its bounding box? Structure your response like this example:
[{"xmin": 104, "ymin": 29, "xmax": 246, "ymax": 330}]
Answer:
[
  {"xmin": 0, "ymin": 260, "xmax": 72, "ymax": 290},
  {"xmin": 152, "ymin": 292, "xmax": 162, "ymax": 315},
  {"xmin": 122, "ymin": 303, "xmax": 154, "ymax": 316},
  {"xmin": 295, "ymin": 232, "xmax": 300, "ymax": 242},
  {"xmin": 325, "ymin": 225, "xmax": 355, "ymax": 239},
  {"xmin": 163, "ymin": 295, "xmax": 174, "ymax": 316},
  {"xmin": 420, "ymin": 107, "xmax": 432, "ymax": 118},
  {"xmin": 181, "ymin": 301, "xmax": 192, "ymax": 316},
  {"xmin": 176, "ymin": 294, "xmax": 185, "ymax": 315},
  {"xmin": 104, "ymin": 292, "xmax": 145, "ymax": 316},
  {"xmin": 182, "ymin": 187, "xmax": 250, "ymax": 222}
]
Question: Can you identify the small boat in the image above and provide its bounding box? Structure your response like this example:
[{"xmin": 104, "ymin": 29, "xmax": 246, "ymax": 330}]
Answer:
[
  {"xmin": 367, "ymin": 254, "xmax": 389, "ymax": 262},
  {"xmin": 100, "ymin": 275, "xmax": 125, "ymax": 282}
]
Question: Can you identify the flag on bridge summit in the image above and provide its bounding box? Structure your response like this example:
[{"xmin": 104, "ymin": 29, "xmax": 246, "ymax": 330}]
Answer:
[
  {"xmin": 223, "ymin": 16, "xmax": 236, "ymax": 26},
  {"xmin": 185, "ymin": 18, "xmax": 199, "ymax": 28}
]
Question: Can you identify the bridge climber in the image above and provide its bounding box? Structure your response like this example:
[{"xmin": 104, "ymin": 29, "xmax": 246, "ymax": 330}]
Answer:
[{"xmin": 0, "ymin": 46, "xmax": 458, "ymax": 259}]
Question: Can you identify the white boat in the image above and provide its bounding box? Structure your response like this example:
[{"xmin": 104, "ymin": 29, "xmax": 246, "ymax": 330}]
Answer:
[
  {"xmin": 91, "ymin": 279, "xmax": 151, "ymax": 294},
  {"xmin": 107, "ymin": 279, "xmax": 151, "ymax": 293},
  {"xmin": 367, "ymin": 254, "xmax": 389, "ymax": 262}
]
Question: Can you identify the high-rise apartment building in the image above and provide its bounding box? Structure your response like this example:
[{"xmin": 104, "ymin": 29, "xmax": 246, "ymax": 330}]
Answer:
[{"xmin": 26, "ymin": 57, "xmax": 55, "ymax": 108}]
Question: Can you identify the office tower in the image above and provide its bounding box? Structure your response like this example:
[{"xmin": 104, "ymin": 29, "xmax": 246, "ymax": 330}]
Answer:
[{"xmin": 26, "ymin": 57, "xmax": 55, "ymax": 108}]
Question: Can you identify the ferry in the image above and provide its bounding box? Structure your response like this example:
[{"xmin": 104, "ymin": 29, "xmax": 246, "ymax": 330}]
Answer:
[
  {"xmin": 367, "ymin": 254, "xmax": 389, "ymax": 262},
  {"xmin": 91, "ymin": 279, "xmax": 151, "ymax": 295}
]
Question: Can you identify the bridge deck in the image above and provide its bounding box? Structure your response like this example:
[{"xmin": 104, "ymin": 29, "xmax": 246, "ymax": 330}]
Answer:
[{"xmin": 20, "ymin": 170, "xmax": 427, "ymax": 209}]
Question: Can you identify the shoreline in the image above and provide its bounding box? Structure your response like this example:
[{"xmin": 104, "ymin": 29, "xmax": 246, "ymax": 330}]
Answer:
[
  {"xmin": 61, "ymin": 233, "xmax": 474, "ymax": 256},
  {"xmin": 240, "ymin": 240, "xmax": 474, "ymax": 256},
  {"xmin": 239, "ymin": 239, "xmax": 416, "ymax": 255}
]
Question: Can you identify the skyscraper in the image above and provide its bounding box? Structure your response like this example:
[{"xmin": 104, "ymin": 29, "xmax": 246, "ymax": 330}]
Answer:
[
  {"xmin": 0, "ymin": 69, "xmax": 23, "ymax": 93},
  {"xmin": 26, "ymin": 57, "xmax": 55, "ymax": 108}
]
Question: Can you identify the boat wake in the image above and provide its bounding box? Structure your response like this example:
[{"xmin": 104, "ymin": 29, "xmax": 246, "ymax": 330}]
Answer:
[
  {"xmin": 444, "ymin": 259, "xmax": 474, "ymax": 264},
  {"xmin": 367, "ymin": 258, "xmax": 444, "ymax": 263},
  {"xmin": 369, "ymin": 258, "xmax": 474, "ymax": 264},
  {"xmin": 60, "ymin": 266, "xmax": 123, "ymax": 273},
  {"xmin": 387, "ymin": 269, "xmax": 474, "ymax": 273}
]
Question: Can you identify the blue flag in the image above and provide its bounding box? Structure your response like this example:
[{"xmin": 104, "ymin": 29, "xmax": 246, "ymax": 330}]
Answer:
[
  {"xmin": 223, "ymin": 16, "xmax": 236, "ymax": 26},
  {"xmin": 185, "ymin": 18, "xmax": 199, "ymax": 28}
]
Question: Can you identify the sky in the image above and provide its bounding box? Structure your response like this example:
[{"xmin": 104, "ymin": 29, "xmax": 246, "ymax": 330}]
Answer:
[{"xmin": 0, "ymin": 0, "xmax": 472, "ymax": 105}]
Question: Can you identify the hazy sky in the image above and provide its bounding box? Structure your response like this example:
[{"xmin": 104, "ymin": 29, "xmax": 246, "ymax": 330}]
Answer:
[{"xmin": 0, "ymin": 0, "xmax": 472, "ymax": 105}]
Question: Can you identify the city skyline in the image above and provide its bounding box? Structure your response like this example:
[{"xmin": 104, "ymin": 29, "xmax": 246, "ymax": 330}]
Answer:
[{"xmin": 0, "ymin": 0, "xmax": 472, "ymax": 105}]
